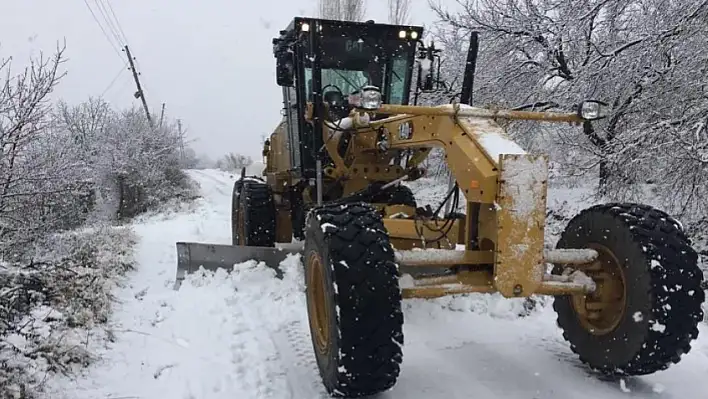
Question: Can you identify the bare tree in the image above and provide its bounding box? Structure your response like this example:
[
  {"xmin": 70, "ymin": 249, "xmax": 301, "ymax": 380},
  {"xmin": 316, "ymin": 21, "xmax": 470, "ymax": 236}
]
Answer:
[
  {"xmin": 319, "ymin": 0, "xmax": 367, "ymax": 21},
  {"xmin": 388, "ymin": 0, "xmax": 411, "ymax": 24},
  {"xmin": 51, "ymin": 99, "xmax": 196, "ymax": 222},
  {"xmin": 0, "ymin": 43, "xmax": 69, "ymax": 251},
  {"xmin": 429, "ymin": 0, "xmax": 708, "ymax": 218},
  {"xmin": 215, "ymin": 152, "xmax": 253, "ymax": 172},
  {"xmin": 0, "ymin": 41, "xmax": 201, "ymax": 397}
]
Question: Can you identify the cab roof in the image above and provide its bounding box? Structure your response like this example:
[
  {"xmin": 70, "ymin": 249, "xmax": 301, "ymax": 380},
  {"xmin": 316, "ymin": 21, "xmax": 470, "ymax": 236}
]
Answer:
[{"xmin": 272, "ymin": 16, "xmax": 425, "ymax": 54}]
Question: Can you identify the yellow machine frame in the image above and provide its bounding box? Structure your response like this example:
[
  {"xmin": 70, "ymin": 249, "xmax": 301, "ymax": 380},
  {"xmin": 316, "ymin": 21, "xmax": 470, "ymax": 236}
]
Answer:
[
  {"xmin": 175, "ymin": 17, "xmax": 704, "ymax": 398},
  {"xmin": 264, "ymin": 101, "xmax": 600, "ymax": 300}
]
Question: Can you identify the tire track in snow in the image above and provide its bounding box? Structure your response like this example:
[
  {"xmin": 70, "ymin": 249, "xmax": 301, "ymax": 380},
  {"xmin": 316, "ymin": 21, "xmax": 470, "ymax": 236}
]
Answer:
[
  {"xmin": 226, "ymin": 297, "xmax": 290, "ymax": 397},
  {"xmin": 265, "ymin": 255, "xmax": 330, "ymax": 399},
  {"xmin": 202, "ymin": 255, "xmax": 326, "ymax": 399},
  {"xmin": 180, "ymin": 170, "xmax": 325, "ymax": 398},
  {"xmin": 45, "ymin": 169, "xmax": 708, "ymax": 399},
  {"xmin": 269, "ymin": 319, "xmax": 330, "ymax": 399},
  {"xmin": 190, "ymin": 169, "xmax": 234, "ymax": 197}
]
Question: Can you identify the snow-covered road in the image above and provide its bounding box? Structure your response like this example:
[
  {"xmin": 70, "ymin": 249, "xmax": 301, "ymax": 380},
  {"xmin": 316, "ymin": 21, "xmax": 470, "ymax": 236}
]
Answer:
[{"xmin": 49, "ymin": 169, "xmax": 708, "ymax": 398}]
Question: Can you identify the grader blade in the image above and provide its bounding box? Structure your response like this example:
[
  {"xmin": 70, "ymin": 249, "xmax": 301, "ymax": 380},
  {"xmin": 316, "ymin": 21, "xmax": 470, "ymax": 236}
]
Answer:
[{"xmin": 174, "ymin": 241, "xmax": 304, "ymax": 289}]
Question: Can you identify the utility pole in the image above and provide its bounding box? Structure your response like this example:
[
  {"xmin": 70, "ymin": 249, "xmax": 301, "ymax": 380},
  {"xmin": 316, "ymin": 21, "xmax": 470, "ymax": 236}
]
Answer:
[
  {"xmin": 124, "ymin": 45, "xmax": 153, "ymax": 128},
  {"xmin": 159, "ymin": 103, "xmax": 166, "ymax": 128},
  {"xmin": 177, "ymin": 119, "xmax": 185, "ymax": 162}
]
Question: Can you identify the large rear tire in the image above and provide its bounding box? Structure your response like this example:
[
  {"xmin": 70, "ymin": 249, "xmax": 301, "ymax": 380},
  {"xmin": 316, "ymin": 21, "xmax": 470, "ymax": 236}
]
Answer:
[
  {"xmin": 553, "ymin": 203, "xmax": 704, "ymax": 376},
  {"xmin": 304, "ymin": 203, "xmax": 403, "ymax": 397},
  {"xmin": 231, "ymin": 176, "xmax": 276, "ymax": 247}
]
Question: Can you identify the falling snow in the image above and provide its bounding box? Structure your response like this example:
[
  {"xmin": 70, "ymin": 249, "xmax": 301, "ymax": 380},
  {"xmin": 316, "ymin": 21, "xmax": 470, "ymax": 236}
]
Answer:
[{"xmin": 36, "ymin": 169, "xmax": 708, "ymax": 399}]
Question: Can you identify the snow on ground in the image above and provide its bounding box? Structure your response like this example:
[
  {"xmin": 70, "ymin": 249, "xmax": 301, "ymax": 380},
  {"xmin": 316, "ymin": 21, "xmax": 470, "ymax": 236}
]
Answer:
[{"xmin": 46, "ymin": 169, "xmax": 708, "ymax": 398}]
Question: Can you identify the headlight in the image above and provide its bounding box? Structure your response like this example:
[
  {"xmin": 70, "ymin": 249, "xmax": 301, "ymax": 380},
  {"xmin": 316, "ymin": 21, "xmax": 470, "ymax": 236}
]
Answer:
[
  {"xmin": 350, "ymin": 86, "xmax": 382, "ymax": 111},
  {"xmin": 578, "ymin": 100, "xmax": 609, "ymax": 121}
]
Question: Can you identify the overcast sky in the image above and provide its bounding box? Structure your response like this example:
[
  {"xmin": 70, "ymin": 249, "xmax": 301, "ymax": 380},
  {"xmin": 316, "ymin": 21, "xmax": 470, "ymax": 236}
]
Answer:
[{"xmin": 1, "ymin": 0, "xmax": 450, "ymax": 160}]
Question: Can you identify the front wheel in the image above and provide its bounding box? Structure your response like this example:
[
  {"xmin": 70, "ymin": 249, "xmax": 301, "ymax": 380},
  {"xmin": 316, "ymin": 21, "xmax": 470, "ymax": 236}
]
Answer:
[
  {"xmin": 304, "ymin": 202, "xmax": 403, "ymax": 397},
  {"xmin": 231, "ymin": 176, "xmax": 276, "ymax": 247},
  {"xmin": 553, "ymin": 203, "xmax": 704, "ymax": 376}
]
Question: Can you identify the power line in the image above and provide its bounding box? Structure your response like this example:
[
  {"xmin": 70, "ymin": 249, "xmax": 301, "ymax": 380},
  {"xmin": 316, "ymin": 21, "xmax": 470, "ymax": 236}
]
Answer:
[
  {"xmin": 96, "ymin": 0, "xmax": 154, "ymax": 119},
  {"xmin": 93, "ymin": 0, "xmax": 124, "ymax": 47},
  {"xmin": 99, "ymin": 62, "xmax": 129, "ymax": 97},
  {"xmin": 83, "ymin": 0, "xmax": 159, "ymax": 128},
  {"xmin": 103, "ymin": 0, "xmax": 131, "ymax": 46},
  {"xmin": 81, "ymin": 0, "xmax": 153, "ymax": 112},
  {"xmin": 112, "ymin": 77, "xmax": 134, "ymax": 98},
  {"xmin": 81, "ymin": 0, "xmax": 123, "ymax": 60}
]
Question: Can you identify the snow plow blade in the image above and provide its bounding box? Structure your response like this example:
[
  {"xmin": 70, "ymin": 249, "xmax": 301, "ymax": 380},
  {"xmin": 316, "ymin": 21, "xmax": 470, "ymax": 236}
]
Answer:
[{"xmin": 174, "ymin": 241, "xmax": 304, "ymax": 289}]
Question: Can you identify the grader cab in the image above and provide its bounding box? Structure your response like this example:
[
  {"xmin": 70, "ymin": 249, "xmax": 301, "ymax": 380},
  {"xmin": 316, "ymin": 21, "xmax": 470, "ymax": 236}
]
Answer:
[{"xmin": 175, "ymin": 17, "xmax": 704, "ymax": 398}]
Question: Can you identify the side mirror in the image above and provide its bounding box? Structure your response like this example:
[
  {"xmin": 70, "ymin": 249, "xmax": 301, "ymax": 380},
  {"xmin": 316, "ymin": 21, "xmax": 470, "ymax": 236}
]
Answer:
[
  {"xmin": 415, "ymin": 41, "xmax": 442, "ymax": 93},
  {"xmin": 418, "ymin": 62, "xmax": 435, "ymax": 92},
  {"xmin": 276, "ymin": 52, "xmax": 294, "ymax": 87},
  {"xmin": 262, "ymin": 139, "xmax": 270, "ymax": 158}
]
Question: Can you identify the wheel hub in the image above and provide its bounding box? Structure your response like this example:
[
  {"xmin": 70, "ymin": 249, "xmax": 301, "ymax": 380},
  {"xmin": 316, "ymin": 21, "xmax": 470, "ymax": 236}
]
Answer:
[
  {"xmin": 306, "ymin": 251, "xmax": 332, "ymax": 356},
  {"xmin": 571, "ymin": 243, "xmax": 627, "ymax": 335}
]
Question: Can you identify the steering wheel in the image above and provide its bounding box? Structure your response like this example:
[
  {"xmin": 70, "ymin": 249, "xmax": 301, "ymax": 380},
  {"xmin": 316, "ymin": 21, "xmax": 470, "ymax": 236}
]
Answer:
[{"xmin": 321, "ymin": 84, "xmax": 346, "ymax": 106}]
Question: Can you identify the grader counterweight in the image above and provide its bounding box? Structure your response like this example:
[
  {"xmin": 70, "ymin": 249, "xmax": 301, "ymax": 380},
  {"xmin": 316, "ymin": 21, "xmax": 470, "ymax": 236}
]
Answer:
[{"xmin": 175, "ymin": 17, "xmax": 705, "ymax": 398}]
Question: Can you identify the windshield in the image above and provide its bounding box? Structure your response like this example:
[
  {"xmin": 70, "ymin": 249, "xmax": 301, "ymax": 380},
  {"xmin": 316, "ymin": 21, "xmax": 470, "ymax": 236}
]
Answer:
[
  {"xmin": 303, "ymin": 34, "xmax": 415, "ymax": 105},
  {"xmin": 322, "ymin": 69, "xmax": 373, "ymax": 94},
  {"xmin": 305, "ymin": 67, "xmax": 383, "ymax": 99},
  {"xmin": 304, "ymin": 57, "xmax": 410, "ymax": 105}
]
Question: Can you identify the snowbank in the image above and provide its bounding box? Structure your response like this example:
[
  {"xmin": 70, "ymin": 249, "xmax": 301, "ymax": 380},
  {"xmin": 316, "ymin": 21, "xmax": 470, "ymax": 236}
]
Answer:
[
  {"xmin": 37, "ymin": 168, "xmax": 708, "ymax": 399},
  {"xmin": 0, "ymin": 226, "xmax": 137, "ymax": 398}
]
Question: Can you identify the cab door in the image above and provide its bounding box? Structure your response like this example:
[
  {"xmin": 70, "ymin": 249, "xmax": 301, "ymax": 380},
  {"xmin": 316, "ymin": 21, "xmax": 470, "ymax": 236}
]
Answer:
[{"xmin": 283, "ymin": 85, "xmax": 301, "ymax": 171}]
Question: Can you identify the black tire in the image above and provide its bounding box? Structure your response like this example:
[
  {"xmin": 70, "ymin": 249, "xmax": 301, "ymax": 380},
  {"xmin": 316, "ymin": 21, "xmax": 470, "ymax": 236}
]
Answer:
[
  {"xmin": 231, "ymin": 177, "xmax": 276, "ymax": 247},
  {"xmin": 553, "ymin": 203, "xmax": 704, "ymax": 376},
  {"xmin": 304, "ymin": 202, "xmax": 403, "ymax": 397},
  {"xmin": 291, "ymin": 190, "xmax": 307, "ymax": 241},
  {"xmin": 371, "ymin": 184, "xmax": 417, "ymax": 207}
]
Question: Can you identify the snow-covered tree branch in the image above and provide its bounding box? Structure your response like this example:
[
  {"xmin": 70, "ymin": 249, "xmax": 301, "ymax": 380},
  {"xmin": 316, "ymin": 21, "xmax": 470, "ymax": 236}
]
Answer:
[
  {"xmin": 215, "ymin": 152, "xmax": 253, "ymax": 173},
  {"xmin": 429, "ymin": 0, "xmax": 708, "ymax": 218},
  {"xmin": 0, "ymin": 43, "xmax": 68, "ymax": 253},
  {"xmin": 319, "ymin": 0, "xmax": 367, "ymax": 21},
  {"xmin": 388, "ymin": 0, "xmax": 412, "ymax": 24},
  {"xmin": 0, "ymin": 43, "xmax": 199, "ymax": 397}
]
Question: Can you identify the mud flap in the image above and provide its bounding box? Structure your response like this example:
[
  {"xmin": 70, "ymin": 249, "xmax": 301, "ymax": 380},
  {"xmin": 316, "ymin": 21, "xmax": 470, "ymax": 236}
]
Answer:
[{"xmin": 174, "ymin": 242, "xmax": 305, "ymax": 289}]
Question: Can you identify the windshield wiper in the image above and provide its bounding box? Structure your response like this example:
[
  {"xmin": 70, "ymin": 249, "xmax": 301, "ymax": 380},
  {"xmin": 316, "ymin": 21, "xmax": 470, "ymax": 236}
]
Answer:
[
  {"xmin": 391, "ymin": 69, "xmax": 402, "ymax": 83},
  {"xmin": 331, "ymin": 69, "xmax": 360, "ymax": 94}
]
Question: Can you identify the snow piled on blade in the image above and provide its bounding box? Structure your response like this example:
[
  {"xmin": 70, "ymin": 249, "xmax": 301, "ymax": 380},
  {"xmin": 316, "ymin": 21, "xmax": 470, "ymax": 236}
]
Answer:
[{"xmin": 43, "ymin": 169, "xmax": 708, "ymax": 399}]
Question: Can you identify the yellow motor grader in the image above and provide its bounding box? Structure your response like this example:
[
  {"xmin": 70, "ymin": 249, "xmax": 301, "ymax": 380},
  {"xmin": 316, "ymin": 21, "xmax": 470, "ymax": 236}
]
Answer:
[{"xmin": 175, "ymin": 17, "xmax": 704, "ymax": 398}]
